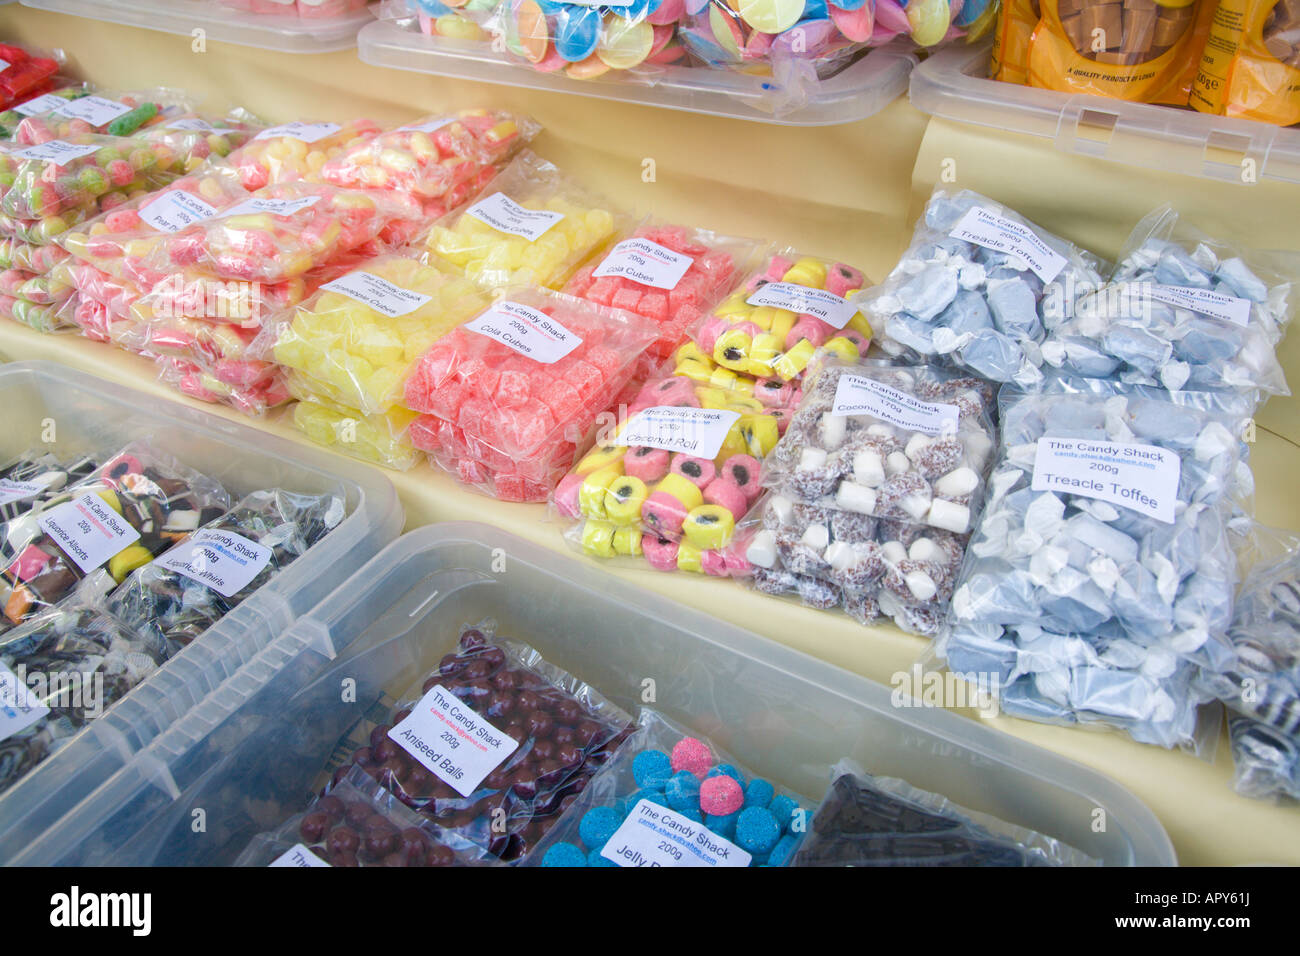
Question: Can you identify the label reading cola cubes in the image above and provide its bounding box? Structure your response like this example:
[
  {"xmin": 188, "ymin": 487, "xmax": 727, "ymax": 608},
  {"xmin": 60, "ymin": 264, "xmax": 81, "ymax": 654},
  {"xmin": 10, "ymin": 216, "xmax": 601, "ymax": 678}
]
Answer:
[
  {"xmin": 36, "ymin": 492, "xmax": 141, "ymax": 574},
  {"xmin": 154, "ymin": 529, "xmax": 273, "ymax": 598},
  {"xmin": 388, "ymin": 685, "xmax": 520, "ymax": 797},
  {"xmin": 593, "ymin": 238, "xmax": 693, "ymax": 290},
  {"xmin": 1031, "ymin": 437, "xmax": 1181, "ymax": 524},
  {"xmin": 464, "ymin": 301, "xmax": 582, "ymax": 364}
]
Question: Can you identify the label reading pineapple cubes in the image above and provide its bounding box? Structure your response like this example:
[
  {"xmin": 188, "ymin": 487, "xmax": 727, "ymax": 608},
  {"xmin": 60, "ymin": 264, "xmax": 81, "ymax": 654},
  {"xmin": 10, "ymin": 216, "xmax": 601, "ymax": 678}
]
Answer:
[
  {"xmin": 464, "ymin": 192, "xmax": 566, "ymax": 241},
  {"xmin": 322, "ymin": 271, "xmax": 433, "ymax": 319}
]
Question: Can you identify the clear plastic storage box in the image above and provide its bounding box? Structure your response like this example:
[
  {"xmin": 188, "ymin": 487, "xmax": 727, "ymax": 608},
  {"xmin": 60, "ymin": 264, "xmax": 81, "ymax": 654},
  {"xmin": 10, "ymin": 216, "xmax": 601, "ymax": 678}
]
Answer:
[
  {"xmin": 19, "ymin": 0, "xmax": 376, "ymax": 54},
  {"xmin": 0, "ymin": 360, "xmax": 402, "ymax": 861},
  {"xmin": 909, "ymin": 40, "xmax": 1300, "ymax": 185},
  {"xmin": 16, "ymin": 523, "xmax": 1175, "ymax": 866},
  {"xmin": 357, "ymin": 19, "xmax": 918, "ymax": 127}
]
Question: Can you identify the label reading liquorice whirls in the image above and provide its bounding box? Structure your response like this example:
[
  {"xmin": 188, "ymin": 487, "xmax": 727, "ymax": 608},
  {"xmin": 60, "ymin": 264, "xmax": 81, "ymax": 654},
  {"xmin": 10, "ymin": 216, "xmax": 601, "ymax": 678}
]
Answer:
[{"xmin": 155, "ymin": 529, "xmax": 273, "ymax": 598}]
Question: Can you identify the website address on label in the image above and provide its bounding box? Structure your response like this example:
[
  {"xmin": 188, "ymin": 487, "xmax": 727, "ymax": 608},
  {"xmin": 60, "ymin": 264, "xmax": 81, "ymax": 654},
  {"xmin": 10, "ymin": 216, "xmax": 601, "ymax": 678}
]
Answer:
[{"xmin": 1114, "ymin": 916, "xmax": 1250, "ymax": 929}]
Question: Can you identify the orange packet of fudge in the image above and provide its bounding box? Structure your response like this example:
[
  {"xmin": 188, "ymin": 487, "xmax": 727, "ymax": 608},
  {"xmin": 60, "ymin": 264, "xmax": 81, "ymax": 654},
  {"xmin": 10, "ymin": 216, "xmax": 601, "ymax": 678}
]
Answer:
[
  {"xmin": 1026, "ymin": 0, "xmax": 1216, "ymax": 104},
  {"xmin": 1191, "ymin": 0, "xmax": 1300, "ymax": 125}
]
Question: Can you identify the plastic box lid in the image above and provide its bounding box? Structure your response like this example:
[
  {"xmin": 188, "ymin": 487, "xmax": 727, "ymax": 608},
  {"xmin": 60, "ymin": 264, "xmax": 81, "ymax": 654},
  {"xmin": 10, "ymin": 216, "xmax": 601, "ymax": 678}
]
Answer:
[
  {"xmin": 18, "ymin": 0, "xmax": 374, "ymax": 54},
  {"xmin": 357, "ymin": 19, "xmax": 918, "ymax": 127},
  {"xmin": 16, "ymin": 522, "xmax": 1176, "ymax": 866},
  {"xmin": 0, "ymin": 360, "xmax": 403, "ymax": 861},
  {"xmin": 909, "ymin": 40, "xmax": 1300, "ymax": 185}
]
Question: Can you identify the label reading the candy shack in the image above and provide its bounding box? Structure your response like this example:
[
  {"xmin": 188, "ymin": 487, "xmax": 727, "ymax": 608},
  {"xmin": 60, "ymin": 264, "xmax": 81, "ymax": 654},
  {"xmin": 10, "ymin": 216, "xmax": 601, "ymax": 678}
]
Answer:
[
  {"xmin": 949, "ymin": 207, "xmax": 1067, "ymax": 283},
  {"xmin": 0, "ymin": 661, "xmax": 50, "ymax": 743},
  {"xmin": 37, "ymin": 492, "xmax": 142, "ymax": 574},
  {"xmin": 14, "ymin": 93, "xmax": 70, "ymax": 117},
  {"xmin": 388, "ymin": 685, "xmax": 519, "ymax": 798},
  {"xmin": 321, "ymin": 271, "xmax": 433, "ymax": 319},
  {"xmin": 163, "ymin": 118, "xmax": 238, "ymax": 135},
  {"xmin": 0, "ymin": 478, "xmax": 54, "ymax": 506},
  {"xmin": 616, "ymin": 406, "xmax": 741, "ymax": 460},
  {"xmin": 11, "ymin": 140, "xmax": 100, "ymax": 164},
  {"xmin": 832, "ymin": 375, "xmax": 959, "ymax": 436},
  {"xmin": 602, "ymin": 799, "xmax": 752, "ymax": 868},
  {"xmin": 593, "ymin": 238, "xmax": 693, "ymax": 290},
  {"xmin": 269, "ymin": 844, "xmax": 330, "ymax": 868},
  {"xmin": 1032, "ymin": 438, "xmax": 1180, "ymax": 524},
  {"xmin": 253, "ymin": 121, "xmax": 341, "ymax": 143},
  {"xmin": 745, "ymin": 282, "xmax": 859, "ymax": 330},
  {"xmin": 53, "ymin": 95, "xmax": 132, "ymax": 128},
  {"xmin": 464, "ymin": 192, "xmax": 565, "ymax": 241},
  {"xmin": 1145, "ymin": 284, "xmax": 1251, "ymax": 328},
  {"xmin": 155, "ymin": 529, "xmax": 273, "ymax": 599},
  {"xmin": 139, "ymin": 190, "xmax": 220, "ymax": 233},
  {"xmin": 221, "ymin": 195, "xmax": 321, "ymax": 219},
  {"xmin": 465, "ymin": 301, "xmax": 582, "ymax": 364},
  {"xmin": 397, "ymin": 117, "xmax": 456, "ymax": 134}
]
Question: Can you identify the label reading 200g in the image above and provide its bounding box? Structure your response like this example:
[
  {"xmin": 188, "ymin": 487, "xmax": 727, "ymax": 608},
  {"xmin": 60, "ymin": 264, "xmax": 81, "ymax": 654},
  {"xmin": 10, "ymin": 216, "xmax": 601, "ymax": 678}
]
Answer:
[
  {"xmin": 1031, "ymin": 437, "xmax": 1181, "ymax": 524},
  {"xmin": 949, "ymin": 207, "xmax": 1067, "ymax": 283},
  {"xmin": 616, "ymin": 406, "xmax": 741, "ymax": 459},
  {"xmin": 155, "ymin": 529, "xmax": 273, "ymax": 598},
  {"xmin": 388, "ymin": 685, "xmax": 519, "ymax": 797},
  {"xmin": 601, "ymin": 799, "xmax": 751, "ymax": 868},
  {"xmin": 463, "ymin": 192, "xmax": 565, "ymax": 241},
  {"xmin": 593, "ymin": 238, "xmax": 693, "ymax": 290},
  {"xmin": 465, "ymin": 301, "xmax": 582, "ymax": 364},
  {"xmin": 36, "ymin": 492, "xmax": 141, "ymax": 574},
  {"xmin": 745, "ymin": 282, "xmax": 858, "ymax": 329}
]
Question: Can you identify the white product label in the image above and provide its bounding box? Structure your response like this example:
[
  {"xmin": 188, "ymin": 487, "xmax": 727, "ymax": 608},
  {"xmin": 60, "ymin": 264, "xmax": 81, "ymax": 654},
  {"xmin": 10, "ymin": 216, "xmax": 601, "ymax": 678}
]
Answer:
[
  {"xmin": 397, "ymin": 117, "xmax": 455, "ymax": 134},
  {"xmin": 36, "ymin": 492, "xmax": 142, "ymax": 574},
  {"xmin": 139, "ymin": 190, "xmax": 220, "ymax": 233},
  {"xmin": 949, "ymin": 207, "xmax": 1067, "ymax": 283},
  {"xmin": 388, "ymin": 685, "xmax": 519, "ymax": 798},
  {"xmin": 54, "ymin": 95, "xmax": 132, "ymax": 127},
  {"xmin": 321, "ymin": 271, "xmax": 432, "ymax": 319},
  {"xmin": 601, "ymin": 799, "xmax": 751, "ymax": 868},
  {"xmin": 593, "ymin": 238, "xmax": 693, "ymax": 290},
  {"xmin": 1147, "ymin": 284, "xmax": 1251, "ymax": 328},
  {"xmin": 164, "ymin": 118, "xmax": 237, "ymax": 135},
  {"xmin": 155, "ymin": 529, "xmax": 273, "ymax": 598},
  {"xmin": 14, "ymin": 92, "xmax": 70, "ymax": 117},
  {"xmin": 616, "ymin": 406, "xmax": 741, "ymax": 459},
  {"xmin": 464, "ymin": 192, "xmax": 565, "ymax": 241},
  {"xmin": 12, "ymin": 139, "xmax": 100, "ymax": 164},
  {"xmin": 254, "ymin": 121, "xmax": 340, "ymax": 143},
  {"xmin": 0, "ymin": 661, "xmax": 50, "ymax": 742},
  {"xmin": 221, "ymin": 195, "xmax": 321, "ymax": 219},
  {"xmin": 746, "ymin": 281, "xmax": 859, "ymax": 330},
  {"xmin": 0, "ymin": 479, "xmax": 52, "ymax": 506},
  {"xmin": 465, "ymin": 301, "xmax": 582, "ymax": 364},
  {"xmin": 0, "ymin": 60, "xmax": 10, "ymax": 74},
  {"xmin": 832, "ymin": 374, "xmax": 959, "ymax": 435},
  {"xmin": 270, "ymin": 844, "xmax": 330, "ymax": 868},
  {"xmin": 1032, "ymin": 437, "xmax": 1180, "ymax": 524}
]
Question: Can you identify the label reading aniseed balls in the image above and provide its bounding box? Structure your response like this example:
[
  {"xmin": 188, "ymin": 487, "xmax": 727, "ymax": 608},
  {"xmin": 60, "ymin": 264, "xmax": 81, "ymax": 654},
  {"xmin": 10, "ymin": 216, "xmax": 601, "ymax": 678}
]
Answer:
[
  {"xmin": 388, "ymin": 685, "xmax": 519, "ymax": 798},
  {"xmin": 1031, "ymin": 437, "xmax": 1181, "ymax": 524},
  {"xmin": 13, "ymin": 92, "xmax": 69, "ymax": 117},
  {"xmin": 155, "ymin": 529, "xmax": 273, "ymax": 598},
  {"xmin": 139, "ymin": 190, "xmax": 220, "ymax": 233},
  {"xmin": 36, "ymin": 492, "xmax": 142, "ymax": 574},
  {"xmin": 949, "ymin": 206, "xmax": 1067, "ymax": 283},
  {"xmin": 221, "ymin": 195, "xmax": 321, "ymax": 218},
  {"xmin": 832, "ymin": 375, "xmax": 959, "ymax": 436},
  {"xmin": 616, "ymin": 406, "xmax": 741, "ymax": 459},
  {"xmin": 53, "ymin": 95, "xmax": 132, "ymax": 128},
  {"xmin": 465, "ymin": 300, "xmax": 582, "ymax": 364},
  {"xmin": 745, "ymin": 282, "xmax": 858, "ymax": 330},
  {"xmin": 602, "ymin": 799, "xmax": 752, "ymax": 868},
  {"xmin": 11, "ymin": 140, "xmax": 100, "ymax": 164},
  {"xmin": 593, "ymin": 238, "xmax": 693, "ymax": 290},
  {"xmin": 0, "ymin": 661, "xmax": 50, "ymax": 743},
  {"xmin": 269, "ymin": 844, "xmax": 330, "ymax": 868},
  {"xmin": 0, "ymin": 478, "xmax": 54, "ymax": 506},
  {"xmin": 321, "ymin": 271, "xmax": 433, "ymax": 319},
  {"xmin": 464, "ymin": 192, "xmax": 566, "ymax": 241},
  {"xmin": 253, "ymin": 121, "xmax": 341, "ymax": 143},
  {"xmin": 1146, "ymin": 284, "xmax": 1251, "ymax": 328}
]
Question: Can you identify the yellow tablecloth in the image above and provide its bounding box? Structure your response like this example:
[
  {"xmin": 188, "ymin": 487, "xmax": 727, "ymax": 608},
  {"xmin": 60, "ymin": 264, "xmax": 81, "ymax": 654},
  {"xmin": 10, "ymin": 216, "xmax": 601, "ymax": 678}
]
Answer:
[{"xmin": 3, "ymin": 4, "xmax": 1300, "ymax": 865}]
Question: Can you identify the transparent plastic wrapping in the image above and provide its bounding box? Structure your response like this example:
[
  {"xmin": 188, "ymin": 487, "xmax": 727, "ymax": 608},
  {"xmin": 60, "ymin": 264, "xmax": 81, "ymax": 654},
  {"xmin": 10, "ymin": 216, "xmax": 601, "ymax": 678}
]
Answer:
[
  {"xmin": 1229, "ymin": 715, "xmax": 1299, "ymax": 802},
  {"xmin": 0, "ymin": 83, "xmax": 92, "ymax": 140},
  {"xmin": 564, "ymin": 220, "xmax": 768, "ymax": 376},
  {"xmin": 0, "ymin": 450, "xmax": 99, "ymax": 524},
  {"xmin": 10, "ymin": 88, "xmax": 198, "ymax": 143},
  {"xmin": 287, "ymin": 372, "xmax": 422, "ymax": 471},
  {"xmin": 105, "ymin": 488, "xmax": 346, "ymax": 657},
  {"xmin": 405, "ymin": 287, "xmax": 658, "ymax": 498},
  {"xmin": 792, "ymin": 759, "xmax": 1098, "ymax": 866},
  {"xmin": 0, "ymin": 43, "xmax": 61, "ymax": 111},
  {"xmin": 0, "ymin": 267, "xmax": 73, "ymax": 306},
  {"xmin": 155, "ymin": 354, "xmax": 292, "ymax": 417},
  {"xmin": 0, "ymin": 237, "xmax": 69, "ymax": 273},
  {"xmin": 760, "ymin": 360, "xmax": 998, "ymax": 534},
  {"xmin": 1041, "ymin": 204, "xmax": 1297, "ymax": 399},
  {"xmin": 0, "ymin": 291, "xmax": 67, "ymax": 331},
  {"xmin": 233, "ymin": 765, "xmax": 493, "ymax": 867},
  {"xmin": 421, "ymin": 149, "xmax": 630, "ymax": 290},
  {"xmin": 335, "ymin": 618, "xmax": 634, "ymax": 861},
  {"xmin": 0, "ymin": 442, "xmax": 231, "ymax": 633},
  {"xmin": 1192, "ymin": 0, "xmax": 1300, "ymax": 126},
  {"xmin": 940, "ymin": 379, "xmax": 1252, "ymax": 751},
  {"xmin": 127, "ymin": 110, "xmax": 266, "ymax": 174},
  {"xmin": 857, "ymin": 187, "xmax": 1109, "ymax": 385},
  {"xmin": 226, "ymin": 118, "xmax": 382, "ymax": 189},
  {"xmin": 691, "ymin": 248, "xmax": 873, "ymax": 387},
  {"xmin": 527, "ymin": 708, "xmax": 814, "ymax": 868},
  {"xmin": 0, "ymin": 601, "xmax": 168, "ymax": 798},
  {"xmin": 318, "ymin": 108, "xmax": 539, "ymax": 218},
  {"xmin": 273, "ymin": 254, "xmax": 491, "ymax": 416}
]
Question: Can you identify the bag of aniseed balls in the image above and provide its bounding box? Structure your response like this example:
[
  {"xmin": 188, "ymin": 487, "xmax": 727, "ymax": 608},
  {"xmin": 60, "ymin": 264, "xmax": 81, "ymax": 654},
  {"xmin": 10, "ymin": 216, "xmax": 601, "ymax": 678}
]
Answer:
[{"xmin": 1191, "ymin": 0, "xmax": 1300, "ymax": 126}]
